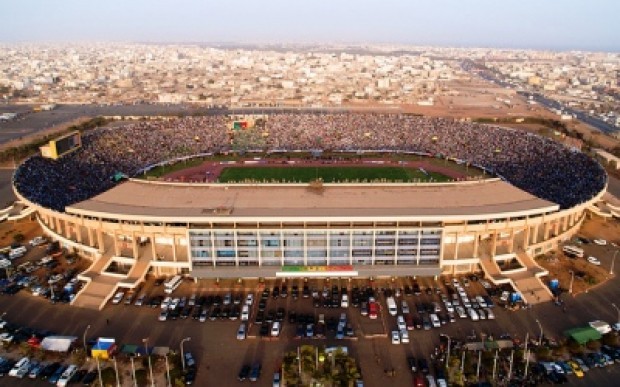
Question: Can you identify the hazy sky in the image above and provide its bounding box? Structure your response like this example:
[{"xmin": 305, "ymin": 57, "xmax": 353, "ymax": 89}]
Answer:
[{"xmin": 1, "ymin": 0, "xmax": 618, "ymax": 51}]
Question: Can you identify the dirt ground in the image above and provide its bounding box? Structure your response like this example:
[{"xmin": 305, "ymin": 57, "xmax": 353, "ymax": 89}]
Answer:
[
  {"xmin": 537, "ymin": 216, "xmax": 620, "ymax": 296},
  {"xmin": 0, "ymin": 217, "xmax": 42, "ymax": 247}
]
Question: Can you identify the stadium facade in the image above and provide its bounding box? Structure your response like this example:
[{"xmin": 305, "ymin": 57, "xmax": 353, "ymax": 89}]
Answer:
[{"xmin": 14, "ymin": 176, "xmax": 603, "ymax": 280}]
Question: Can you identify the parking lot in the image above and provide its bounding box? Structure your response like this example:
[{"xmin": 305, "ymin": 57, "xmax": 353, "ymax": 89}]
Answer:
[{"xmin": 1, "ymin": 269, "xmax": 620, "ymax": 385}]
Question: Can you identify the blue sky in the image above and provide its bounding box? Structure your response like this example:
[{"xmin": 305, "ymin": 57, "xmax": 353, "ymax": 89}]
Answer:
[{"xmin": 0, "ymin": 0, "xmax": 618, "ymax": 51}]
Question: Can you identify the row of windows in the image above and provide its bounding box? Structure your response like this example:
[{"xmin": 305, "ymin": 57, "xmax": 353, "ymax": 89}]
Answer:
[{"xmin": 192, "ymin": 259, "xmax": 440, "ymax": 267}]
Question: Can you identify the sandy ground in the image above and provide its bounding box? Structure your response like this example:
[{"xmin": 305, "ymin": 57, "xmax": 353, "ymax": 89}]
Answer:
[{"xmin": 537, "ymin": 216, "xmax": 620, "ymax": 296}]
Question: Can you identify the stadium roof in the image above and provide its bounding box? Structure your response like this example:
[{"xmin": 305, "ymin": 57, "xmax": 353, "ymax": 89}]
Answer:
[{"xmin": 66, "ymin": 178, "xmax": 559, "ymax": 222}]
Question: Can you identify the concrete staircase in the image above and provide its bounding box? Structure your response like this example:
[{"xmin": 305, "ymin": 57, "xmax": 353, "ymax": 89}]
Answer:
[
  {"xmin": 73, "ymin": 253, "xmax": 152, "ymax": 310},
  {"xmin": 479, "ymin": 250, "xmax": 553, "ymax": 305},
  {"xmin": 71, "ymin": 274, "xmax": 120, "ymax": 310}
]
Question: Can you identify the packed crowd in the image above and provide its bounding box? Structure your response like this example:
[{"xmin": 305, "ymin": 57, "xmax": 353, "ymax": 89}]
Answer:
[{"xmin": 14, "ymin": 113, "xmax": 606, "ymax": 211}]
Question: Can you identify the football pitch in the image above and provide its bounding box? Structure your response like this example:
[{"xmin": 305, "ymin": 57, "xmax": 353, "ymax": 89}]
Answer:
[{"xmin": 217, "ymin": 166, "xmax": 451, "ymax": 183}]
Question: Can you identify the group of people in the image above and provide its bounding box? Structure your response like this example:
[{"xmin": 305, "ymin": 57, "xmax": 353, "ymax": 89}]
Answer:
[{"xmin": 14, "ymin": 113, "xmax": 606, "ymax": 212}]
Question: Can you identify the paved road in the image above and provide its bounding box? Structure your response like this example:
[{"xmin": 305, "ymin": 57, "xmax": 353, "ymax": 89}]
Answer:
[
  {"xmin": 0, "ymin": 104, "xmax": 367, "ymax": 145},
  {"xmin": 607, "ymin": 175, "xmax": 620, "ymax": 198},
  {"xmin": 0, "ymin": 168, "xmax": 15, "ymax": 206}
]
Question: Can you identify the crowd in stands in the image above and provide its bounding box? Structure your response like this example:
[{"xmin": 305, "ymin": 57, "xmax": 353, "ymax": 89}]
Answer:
[{"xmin": 14, "ymin": 113, "xmax": 606, "ymax": 211}]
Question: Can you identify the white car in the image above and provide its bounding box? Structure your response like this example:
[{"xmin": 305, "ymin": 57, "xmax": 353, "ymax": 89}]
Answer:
[
  {"xmin": 391, "ymin": 331, "xmax": 401, "ymax": 345},
  {"xmin": 29, "ymin": 236, "xmax": 47, "ymax": 247},
  {"xmin": 271, "ymin": 321, "xmax": 281, "ymax": 337},
  {"xmin": 444, "ymin": 302, "xmax": 454, "ymax": 313},
  {"xmin": 0, "ymin": 332, "xmax": 14, "ymax": 343},
  {"xmin": 237, "ymin": 323, "xmax": 247, "ymax": 340},
  {"xmin": 397, "ymin": 315, "xmax": 406, "ymax": 331},
  {"xmin": 111, "ymin": 291, "xmax": 124, "ymax": 304},
  {"xmin": 485, "ymin": 308, "xmax": 495, "ymax": 320},
  {"xmin": 400, "ymin": 330, "xmax": 410, "ymax": 343},
  {"xmin": 341, "ymin": 294, "xmax": 349, "ymax": 308},
  {"xmin": 245, "ymin": 293, "xmax": 254, "ymax": 305},
  {"xmin": 241, "ymin": 305, "xmax": 250, "ymax": 321},
  {"xmin": 593, "ymin": 239, "xmax": 607, "ymax": 246},
  {"xmin": 161, "ymin": 296, "xmax": 172, "ymax": 309},
  {"xmin": 587, "ymin": 256, "xmax": 601, "ymax": 266},
  {"xmin": 401, "ymin": 300, "xmax": 410, "ymax": 314},
  {"xmin": 158, "ymin": 309, "xmax": 168, "ymax": 321}
]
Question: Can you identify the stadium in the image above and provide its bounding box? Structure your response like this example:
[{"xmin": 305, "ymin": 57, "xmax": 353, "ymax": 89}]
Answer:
[{"xmin": 12, "ymin": 113, "xmax": 608, "ymax": 309}]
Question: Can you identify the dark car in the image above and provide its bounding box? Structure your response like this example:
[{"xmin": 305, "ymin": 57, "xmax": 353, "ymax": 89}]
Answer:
[
  {"xmin": 407, "ymin": 356, "xmax": 417, "ymax": 372},
  {"xmin": 418, "ymin": 358, "xmax": 429, "ymax": 374},
  {"xmin": 250, "ymin": 363, "xmax": 262, "ymax": 381},
  {"xmin": 48, "ymin": 365, "xmax": 67, "ymax": 384},
  {"xmin": 154, "ymin": 277, "xmax": 166, "ymax": 286},
  {"xmin": 302, "ymin": 285, "xmax": 310, "ymax": 298},
  {"xmin": 272, "ymin": 286, "xmax": 280, "ymax": 299},
  {"xmin": 0, "ymin": 359, "xmax": 16, "ymax": 376},
  {"xmin": 238, "ymin": 364, "xmax": 251, "ymax": 381},
  {"xmin": 184, "ymin": 367, "xmax": 197, "ymax": 385},
  {"xmin": 192, "ymin": 307, "xmax": 202, "ymax": 320},
  {"xmin": 81, "ymin": 370, "xmax": 98, "ymax": 385},
  {"xmin": 39, "ymin": 362, "xmax": 61, "ymax": 379},
  {"xmin": 295, "ymin": 324, "xmax": 305, "ymax": 338},
  {"xmin": 276, "ymin": 307, "xmax": 285, "ymax": 322},
  {"xmin": 181, "ymin": 306, "xmax": 193, "ymax": 319},
  {"xmin": 291, "ymin": 285, "xmax": 299, "ymax": 299},
  {"xmin": 281, "ymin": 285, "xmax": 288, "ymax": 298},
  {"xmin": 255, "ymin": 311, "xmax": 265, "ymax": 324},
  {"xmin": 288, "ymin": 311, "xmax": 297, "ymax": 324},
  {"xmin": 259, "ymin": 323, "xmax": 270, "ymax": 337},
  {"xmin": 70, "ymin": 369, "xmax": 88, "ymax": 383}
]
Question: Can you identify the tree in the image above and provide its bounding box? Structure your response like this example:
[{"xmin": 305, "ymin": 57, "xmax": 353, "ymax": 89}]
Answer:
[
  {"xmin": 13, "ymin": 233, "xmax": 25, "ymax": 244},
  {"xmin": 586, "ymin": 340, "xmax": 601, "ymax": 351}
]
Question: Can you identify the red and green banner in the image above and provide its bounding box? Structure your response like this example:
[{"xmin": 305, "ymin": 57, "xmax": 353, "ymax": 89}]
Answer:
[{"xmin": 233, "ymin": 121, "xmax": 249, "ymax": 129}]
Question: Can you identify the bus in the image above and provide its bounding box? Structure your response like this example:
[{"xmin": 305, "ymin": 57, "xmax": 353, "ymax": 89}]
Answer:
[
  {"xmin": 562, "ymin": 245, "xmax": 584, "ymax": 258},
  {"xmin": 164, "ymin": 275, "xmax": 183, "ymax": 294}
]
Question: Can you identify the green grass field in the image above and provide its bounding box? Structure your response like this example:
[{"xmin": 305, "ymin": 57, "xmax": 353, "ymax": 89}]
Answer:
[{"xmin": 217, "ymin": 166, "xmax": 451, "ymax": 183}]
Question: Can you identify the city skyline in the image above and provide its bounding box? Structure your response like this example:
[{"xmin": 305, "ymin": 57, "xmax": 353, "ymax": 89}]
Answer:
[{"xmin": 1, "ymin": 0, "xmax": 619, "ymax": 52}]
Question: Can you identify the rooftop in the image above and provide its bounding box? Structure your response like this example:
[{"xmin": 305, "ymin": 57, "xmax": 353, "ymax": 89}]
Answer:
[{"xmin": 66, "ymin": 178, "xmax": 558, "ymax": 222}]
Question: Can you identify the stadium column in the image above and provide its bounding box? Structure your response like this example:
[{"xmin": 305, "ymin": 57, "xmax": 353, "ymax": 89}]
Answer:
[
  {"xmin": 523, "ymin": 226, "xmax": 530, "ymax": 249},
  {"xmin": 473, "ymin": 232, "xmax": 479, "ymax": 258},
  {"xmin": 562, "ymin": 215, "xmax": 569, "ymax": 232},
  {"xmin": 508, "ymin": 229, "xmax": 515, "ymax": 253},
  {"xmin": 54, "ymin": 217, "xmax": 62, "ymax": 235},
  {"xmin": 75, "ymin": 223, "xmax": 83, "ymax": 244},
  {"xmin": 151, "ymin": 234, "xmax": 157, "ymax": 261},
  {"xmin": 531, "ymin": 224, "xmax": 539, "ymax": 244},
  {"xmin": 88, "ymin": 227, "xmax": 94, "ymax": 247},
  {"xmin": 97, "ymin": 229, "xmax": 104, "ymax": 253},
  {"xmin": 543, "ymin": 222, "xmax": 551, "ymax": 241},
  {"xmin": 113, "ymin": 231, "xmax": 121, "ymax": 257},
  {"xmin": 454, "ymin": 232, "xmax": 460, "ymax": 260},
  {"xmin": 132, "ymin": 232, "xmax": 139, "ymax": 259},
  {"xmin": 172, "ymin": 235, "xmax": 177, "ymax": 262}
]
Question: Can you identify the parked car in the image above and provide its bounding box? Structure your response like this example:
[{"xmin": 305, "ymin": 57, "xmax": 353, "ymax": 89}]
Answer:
[
  {"xmin": 238, "ymin": 365, "xmax": 251, "ymax": 381},
  {"xmin": 111, "ymin": 291, "xmax": 124, "ymax": 304},
  {"xmin": 391, "ymin": 331, "xmax": 401, "ymax": 345},
  {"xmin": 250, "ymin": 363, "xmax": 262, "ymax": 382},
  {"xmin": 236, "ymin": 323, "xmax": 247, "ymax": 340}
]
